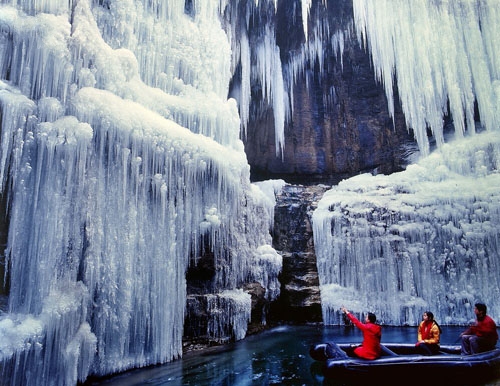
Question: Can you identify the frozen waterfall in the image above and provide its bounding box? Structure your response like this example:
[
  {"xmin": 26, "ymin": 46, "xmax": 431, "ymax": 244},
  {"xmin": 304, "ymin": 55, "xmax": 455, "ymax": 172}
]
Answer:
[
  {"xmin": 1, "ymin": 0, "xmax": 500, "ymax": 384},
  {"xmin": 0, "ymin": 0, "xmax": 281, "ymax": 385},
  {"xmin": 313, "ymin": 131, "xmax": 500, "ymax": 326},
  {"xmin": 314, "ymin": 0, "xmax": 500, "ymax": 326}
]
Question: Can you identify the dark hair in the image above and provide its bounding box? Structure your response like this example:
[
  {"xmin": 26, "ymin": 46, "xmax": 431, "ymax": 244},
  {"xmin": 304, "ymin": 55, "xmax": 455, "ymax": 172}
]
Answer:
[
  {"xmin": 425, "ymin": 311, "xmax": 442, "ymax": 333},
  {"xmin": 367, "ymin": 312, "xmax": 376, "ymax": 323},
  {"xmin": 475, "ymin": 303, "xmax": 487, "ymax": 313}
]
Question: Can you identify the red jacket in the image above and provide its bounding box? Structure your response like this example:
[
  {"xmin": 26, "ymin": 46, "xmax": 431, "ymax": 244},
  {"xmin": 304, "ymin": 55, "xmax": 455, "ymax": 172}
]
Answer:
[
  {"xmin": 465, "ymin": 315, "xmax": 498, "ymax": 346},
  {"xmin": 347, "ymin": 313, "xmax": 382, "ymax": 360}
]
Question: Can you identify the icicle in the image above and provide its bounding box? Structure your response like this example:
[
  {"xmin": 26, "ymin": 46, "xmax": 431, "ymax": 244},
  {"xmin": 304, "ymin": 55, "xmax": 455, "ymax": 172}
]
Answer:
[
  {"xmin": 313, "ymin": 131, "xmax": 500, "ymax": 325},
  {"xmin": 239, "ymin": 28, "xmax": 251, "ymax": 138},
  {"xmin": 254, "ymin": 26, "xmax": 286, "ymax": 157},
  {"xmin": 0, "ymin": 0, "xmax": 280, "ymax": 384},
  {"xmin": 301, "ymin": 0, "xmax": 312, "ymax": 41},
  {"xmin": 352, "ymin": 0, "xmax": 500, "ymax": 156}
]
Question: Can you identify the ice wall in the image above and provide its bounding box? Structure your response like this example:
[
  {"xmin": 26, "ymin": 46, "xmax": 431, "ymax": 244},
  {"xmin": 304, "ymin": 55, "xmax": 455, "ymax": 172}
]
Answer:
[
  {"xmin": 0, "ymin": 0, "xmax": 281, "ymax": 385},
  {"xmin": 313, "ymin": 131, "xmax": 500, "ymax": 326},
  {"xmin": 313, "ymin": 0, "xmax": 500, "ymax": 327},
  {"xmin": 313, "ymin": 0, "xmax": 500, "ymax": 326}
]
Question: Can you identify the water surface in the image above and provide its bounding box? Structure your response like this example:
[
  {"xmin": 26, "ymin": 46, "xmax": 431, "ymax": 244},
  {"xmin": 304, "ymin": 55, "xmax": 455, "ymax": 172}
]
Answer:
[{"xmin": 86, "ymin": 325, "xmax": 500, "ymax": 386}]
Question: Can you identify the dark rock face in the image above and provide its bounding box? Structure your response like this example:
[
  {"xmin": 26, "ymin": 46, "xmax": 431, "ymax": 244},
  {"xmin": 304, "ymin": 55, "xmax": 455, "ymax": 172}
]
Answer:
[
  {"xmin": 243, "ymin": 281, "xmax": 268, "ymax": 334},
  {"xmin": 269, "ymin": 184, "xmax": 330, "ymax": 323},
  {"xmin": 183, "ymin": 184, "xmax": 328, "ymax": 345},
  {"xmin": 244, "ymin": 0, "xmax": 416, "ymax": 184}
]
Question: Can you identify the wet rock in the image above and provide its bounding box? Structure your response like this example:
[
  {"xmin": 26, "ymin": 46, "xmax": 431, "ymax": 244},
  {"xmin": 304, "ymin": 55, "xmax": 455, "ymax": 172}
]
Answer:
[
  {"xmin": 244, "ymin": 1, "xmax": 416, "ymax": 185},
  {"xmin": 269, "ymin": 184, "xmax": 330, "ymax": 323}
]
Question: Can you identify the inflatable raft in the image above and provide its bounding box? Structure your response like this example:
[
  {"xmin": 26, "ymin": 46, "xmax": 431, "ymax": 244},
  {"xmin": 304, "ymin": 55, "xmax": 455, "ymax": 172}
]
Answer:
[{"xmin": 310, "ymin": 342, "xmax": 500, "ymax": 385}]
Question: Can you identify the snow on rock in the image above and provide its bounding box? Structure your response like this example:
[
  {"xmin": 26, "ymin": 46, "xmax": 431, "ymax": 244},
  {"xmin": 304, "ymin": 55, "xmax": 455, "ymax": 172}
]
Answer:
[{"xmin": 313, "ymin": 132, "xmax": 500, "ymax": 325}]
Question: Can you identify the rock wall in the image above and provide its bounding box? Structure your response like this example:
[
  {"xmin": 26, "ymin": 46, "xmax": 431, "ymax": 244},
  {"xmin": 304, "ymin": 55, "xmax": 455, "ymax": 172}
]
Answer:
[
  {"xmin": 269, "ymin": 184, "xmax": 330, "ymax": 323},
  {"xmin": 183, "ymin": 0, "xmax": 422, "ymax": 342},
  {"xmin": 244, "ymin": 0, "xmax": 416, "ymax": 185}
]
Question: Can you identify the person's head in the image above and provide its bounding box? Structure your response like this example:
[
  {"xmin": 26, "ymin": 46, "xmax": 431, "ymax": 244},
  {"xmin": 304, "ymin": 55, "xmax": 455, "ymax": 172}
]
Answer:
[
  {"xmin": 474, "ymin": 303, "xmax": 487, "ymax": 318},
  {"xmin": 423, "ymin": 311, "xmax": 434, "ymax": 321},
  {"xmin": 366, "ymin": 312, "xmax": 376, "ymax": 323}
]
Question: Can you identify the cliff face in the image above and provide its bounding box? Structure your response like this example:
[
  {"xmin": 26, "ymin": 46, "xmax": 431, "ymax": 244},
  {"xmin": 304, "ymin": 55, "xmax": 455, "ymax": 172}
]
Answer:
[
  {"xmin": 184, "ymin": 1, "xmax": 419, "ymax": 336},
  {"xmin": 269, "ymin": 184, "xmax": 329, "ymax": 323},
  {"xmin": 239, "ymin": 2, "xmax": 416, "ymax": 326},
  {"xmin": 244, "ymin": 1, "xmax": 416, "ymax": 184}
]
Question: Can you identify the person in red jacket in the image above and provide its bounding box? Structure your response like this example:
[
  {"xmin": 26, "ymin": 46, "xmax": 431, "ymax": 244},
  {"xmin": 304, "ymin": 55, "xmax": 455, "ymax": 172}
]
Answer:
[
  {"xmin": 461, "ymin": 303, "xmax": 498, "ymax": 355},
  {"xmin": 341, "ymin": 306, "xmax": 382, "ymax": 360}
]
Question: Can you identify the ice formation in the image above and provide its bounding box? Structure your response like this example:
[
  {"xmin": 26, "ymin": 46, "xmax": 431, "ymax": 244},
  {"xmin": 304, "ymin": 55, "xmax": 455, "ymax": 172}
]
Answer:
[
  {"xmin": 314, "ymin": 131, "xmax": 500, "ymax": 325},
  {"xmin": 314, "ymin": 0, "xmax": 500, "ymax": 326},
  {"xmin": 353, "ymin": 0, "xmax": 500, "ymax": 155},
  {"xmin": 0, "ymin": 0, "xmax": 499, "ymax": 384},
  {"xmin": 0, "ymin": 0, "xmax": 282, "ymax": 385},
  {"xmin": 227, "ymin": 0, "xmax": 344, "ymax": 159}
]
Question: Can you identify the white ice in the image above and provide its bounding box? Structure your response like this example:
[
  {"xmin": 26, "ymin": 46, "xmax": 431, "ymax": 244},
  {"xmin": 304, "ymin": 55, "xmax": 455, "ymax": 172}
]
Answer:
[
  {"xmin": 0, "ymin": 1, "xmax": 280, "ymax": 385},
  {"xmin": 312, "ymin": 0, "xmax": 500, "ymax": 327},
  {"xmin": 313, "ymin": 131, "xmax": 500, "ymax": 326}
]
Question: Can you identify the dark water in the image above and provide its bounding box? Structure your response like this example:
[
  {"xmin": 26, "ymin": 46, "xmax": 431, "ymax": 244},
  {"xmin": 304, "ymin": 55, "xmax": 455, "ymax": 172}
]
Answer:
[{"xmin": 86, "ymin": 325, "xmax": 500, "ymax": 386}]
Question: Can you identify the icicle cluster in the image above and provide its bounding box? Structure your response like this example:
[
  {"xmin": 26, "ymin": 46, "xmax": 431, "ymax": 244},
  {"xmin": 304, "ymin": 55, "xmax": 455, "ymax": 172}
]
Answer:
[
  {"xmin": 0, "ymin": 1, "xmax": 281, "ymax": 385},
  {"xmin": 353, "ymin": 0, "xmax": 500, "ymax": 155},
  {"xmin": 207, "ymin": 289, "xmax": 252, "ymax": 343},
  {"xmin": 312, "ymin": 0, "xmax": 500, "ymax": 327},
  {"xmin": 227, "ymin": 2, "xmax": 288, "ymax": 157},
  {"xmin": 313, "ymin": 131, "xmax": 500, "ymax": 326},
  {"xmin": 227, "ymin": 0, "xmax": 348, "ymax": 158}
]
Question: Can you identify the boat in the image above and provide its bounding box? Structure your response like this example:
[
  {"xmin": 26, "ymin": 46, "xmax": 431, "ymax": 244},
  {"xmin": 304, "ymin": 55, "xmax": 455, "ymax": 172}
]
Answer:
[{"xmin": 309, "ymin": 342, "xmax": 500, "ymax": 385}]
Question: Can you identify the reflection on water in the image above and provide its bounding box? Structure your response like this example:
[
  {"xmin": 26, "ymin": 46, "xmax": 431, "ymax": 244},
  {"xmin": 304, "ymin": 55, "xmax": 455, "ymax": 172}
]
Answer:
[{"xmin": 85, "ymin": 325, "xmax": 500, "ymax": 386}]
